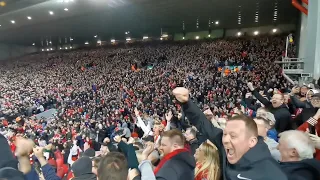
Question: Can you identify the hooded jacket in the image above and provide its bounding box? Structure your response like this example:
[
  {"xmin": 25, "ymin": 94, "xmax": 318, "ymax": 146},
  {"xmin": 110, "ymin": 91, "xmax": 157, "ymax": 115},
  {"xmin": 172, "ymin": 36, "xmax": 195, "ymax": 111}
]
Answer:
[
  {"xmin": 280, "ymin": 159, "xmax": 320, "ymax": 180},
  {"xmin": 182, "ymin": 100, "xmax": 288, "ymax": 180}
]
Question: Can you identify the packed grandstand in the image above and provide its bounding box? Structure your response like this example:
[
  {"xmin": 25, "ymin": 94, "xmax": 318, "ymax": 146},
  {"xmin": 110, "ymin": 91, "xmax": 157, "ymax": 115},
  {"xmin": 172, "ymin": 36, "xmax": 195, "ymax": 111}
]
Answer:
[
  {"xmin": 0, "ymin": 0, "xmax": 320, "ymax": 180},
  {"xmin": 0, "ymin": 34, "xmax": 320, "ymax": 180}
]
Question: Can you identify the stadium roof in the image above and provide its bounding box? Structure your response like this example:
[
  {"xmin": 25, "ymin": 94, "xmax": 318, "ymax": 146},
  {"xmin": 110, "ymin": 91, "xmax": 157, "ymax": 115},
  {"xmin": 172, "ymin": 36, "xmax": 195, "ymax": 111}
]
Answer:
[{"xmin": 0, "ymin": 0, "xmax": 298, "ymax": 46}]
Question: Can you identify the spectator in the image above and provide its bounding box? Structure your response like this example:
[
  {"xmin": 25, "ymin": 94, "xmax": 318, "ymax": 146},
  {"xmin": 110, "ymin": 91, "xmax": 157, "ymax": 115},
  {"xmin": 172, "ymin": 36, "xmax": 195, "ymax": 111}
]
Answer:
[
  {"xmin": 194, "ymin": 140, "xmax": 220, "ymax": 180},
  {"xmin": 184, "ymin": 127, "xmax": 201, "ymax": 155},
  {"xmin": 254, "ymin": 117, "xmax": 281, "ymax": 161},
  {"xmin": 172, "ymin": 87, "xmax": 287, "ymax": 180},
  {"xmin": 278, "ymin": 130, "xmax": 320, "ymax": 180},
  {"xmin": 71, "ymin": 156, "xmax": 96, "ymax": 180},
  {"xmin": 248, "ymin": 82, "xmax": 293, "ymax": 133},
  {"xmin": 135, "ymin": 129, "xmax": 195, "ymax": 180},
  {"xmin": 98, "ymin": 152, "xmax": 128, "ymax": 180}
]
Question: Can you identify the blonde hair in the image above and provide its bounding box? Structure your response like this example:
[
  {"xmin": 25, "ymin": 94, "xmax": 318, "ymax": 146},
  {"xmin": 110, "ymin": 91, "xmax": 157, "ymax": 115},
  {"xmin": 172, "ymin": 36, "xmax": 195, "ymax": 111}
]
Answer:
[{"xmin": 195, "ymin": 141, "xmax": 220, "ymax": 180}]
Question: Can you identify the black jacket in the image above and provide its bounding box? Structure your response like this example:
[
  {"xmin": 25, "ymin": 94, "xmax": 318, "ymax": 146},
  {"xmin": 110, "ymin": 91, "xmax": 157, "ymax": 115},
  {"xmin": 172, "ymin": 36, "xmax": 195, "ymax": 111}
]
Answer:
[
  {"xmin": 252, "ymin": 90, "xmax": 292, "ymax": 133},
  {"xmin": 155, "ymin": 151, "xmax": 195, "ymax": 180},
  {"xmin": 189, "ymin": 138, "xmax": 201, "ymax": 155},
  {"xmin": 280, "ymin": 159, "xmax": 320, "ymax": 180},
  {"xmin": 182, "ymin": 100, "xmax": 288, "ymax": 180}
]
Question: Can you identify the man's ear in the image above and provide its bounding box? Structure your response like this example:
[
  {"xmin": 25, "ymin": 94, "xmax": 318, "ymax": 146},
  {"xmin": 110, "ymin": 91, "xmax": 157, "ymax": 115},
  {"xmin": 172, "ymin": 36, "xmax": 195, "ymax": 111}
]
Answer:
[{"xmin": 248, "ymin": 136, "xmax": 258, "ymax": 148}]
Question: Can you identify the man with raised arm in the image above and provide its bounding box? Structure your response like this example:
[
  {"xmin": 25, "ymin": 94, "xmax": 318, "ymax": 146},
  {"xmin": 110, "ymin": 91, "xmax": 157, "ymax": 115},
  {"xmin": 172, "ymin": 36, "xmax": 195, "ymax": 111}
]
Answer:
[{"xmin": 172, "ymin": 87, "xmax": 287, "ymax": 180}]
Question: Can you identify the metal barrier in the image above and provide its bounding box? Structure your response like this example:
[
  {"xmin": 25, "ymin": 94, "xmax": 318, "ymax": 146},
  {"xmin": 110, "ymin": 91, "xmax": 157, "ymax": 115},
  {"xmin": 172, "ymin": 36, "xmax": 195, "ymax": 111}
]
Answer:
[{"xmin": 275, "ymin": 57, "xmax": 305, "ymax": 74}]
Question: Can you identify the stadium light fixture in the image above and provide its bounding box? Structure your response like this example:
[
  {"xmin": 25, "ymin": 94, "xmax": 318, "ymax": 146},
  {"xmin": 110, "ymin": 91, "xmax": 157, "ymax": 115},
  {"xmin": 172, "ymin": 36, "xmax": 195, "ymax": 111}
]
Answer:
[
  {"xmin": 272, "ymin": 28, "xmax": 277, "ymax": 33},
  {"xmin": 85, "ymin": 42, "xmax": 89, "ymax": 45},
  {"xmin": 32, "ymin": 43, "xmax": 35, "ymax": 46},
  {"xmin": 126, "ymin": 38, "xmax": 131, "ymax": 41},
  {"xmin": 49, "ymin": 11, "xmax": 54, "ymax": 15},
  {"xmin": 237, "ymin": 32, "xmax": 242, "ymax": 36},
  {"xmin": 27, "ymin": 16, "xmax": 32, "ymax": 20},
  {"xmin": 195, "ymin": 36, "xmax": 200, "ymax": 40},
  {"xmin": 64, "ymin": 8, "xmax": 69, "ymax": 11},
  {"xmin": 59, "ymin": 47, "xmax": 62, "ymax": 50},
  {"xmin": 94, "ymin": 35, "xmax": 97, "ymax": 38},
  {"xmin": 50, "ymin": 48, "xmax": 53, "ymax": 50},
  {"xmin": 160, "ymin": 38, "xmax": 163, "ymax": 40},
  {"xmin": 11, "ymin": 20, "xmax": 15, "ymax": 24},
  {"xmin": 253, "ymin": 31, "xmax": 259, "ymax": 36},
  {"xmin": 41, "ymin": 49, "xmax": 44, "ymax": 51},
  {"xmin": 65, "ymin": 47, "xmax": 68, "ymax": 49},
  {"xmin": 70, "ymin": 46, "xmax": 72, "ymax": 49},
  {"xmin": 143, "ymin": 36, "xmax": 148, "ymax": 40},
  {"xmin": 97, "ymin": 40, "xmax": 101, "ymax": 44},
  {"xmin": 47, "ymin": 49, "xmax": 50, "ymax": 51},
  {"xmin": 161, "ymin": 34, "xmax": 168, "ymax": 38},
  {"xmin": 182, "ymin": 37, "xmax": 185, "ymax": 40},
  {"xmin": 111, "ymin": 39, "xmax": 115, "ymax": 43},
  {"xmin": 49, "ymin": 41, "xmax": 52, "ymax": 44},
  {"xmin": 215, "ymin": 21, "xmax": 219, "ymax": 25},
  {"xmin": 208, "ymin": 34, "xmax": 211, "ymax": 37}
]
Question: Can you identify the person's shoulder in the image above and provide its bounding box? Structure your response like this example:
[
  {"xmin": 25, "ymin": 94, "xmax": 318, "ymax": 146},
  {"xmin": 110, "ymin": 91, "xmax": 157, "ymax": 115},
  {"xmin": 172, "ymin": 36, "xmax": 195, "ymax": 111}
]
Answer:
[{"xmin": 255, "ymin": 158, "xmax": 286, "ymax": 174}]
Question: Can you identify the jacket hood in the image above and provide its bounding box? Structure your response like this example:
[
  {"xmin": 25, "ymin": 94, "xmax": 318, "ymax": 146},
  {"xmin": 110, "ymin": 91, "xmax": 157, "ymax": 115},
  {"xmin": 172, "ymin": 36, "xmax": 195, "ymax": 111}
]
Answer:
[
  {"xmin": 171, "ymin": 151, "xmax": 196, "ymax": 169},
  {"xmin": 235, "ymin": 136, "xmax": 273, "ymax": 168}
]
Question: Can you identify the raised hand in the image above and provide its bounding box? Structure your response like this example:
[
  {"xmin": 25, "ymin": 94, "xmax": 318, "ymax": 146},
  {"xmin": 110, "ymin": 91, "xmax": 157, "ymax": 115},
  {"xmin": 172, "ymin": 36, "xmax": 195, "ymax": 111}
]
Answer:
[{"xmin": 172, "ymin": 87, "xmax": 189, "ymax": 103}]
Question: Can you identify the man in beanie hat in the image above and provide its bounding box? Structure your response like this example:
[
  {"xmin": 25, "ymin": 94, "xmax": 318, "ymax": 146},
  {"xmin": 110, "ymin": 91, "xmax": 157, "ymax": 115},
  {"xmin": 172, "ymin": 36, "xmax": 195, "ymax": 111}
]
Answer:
[{"xmin": 71, "ymin": 156, "xmax": 96, "ymax": 180}]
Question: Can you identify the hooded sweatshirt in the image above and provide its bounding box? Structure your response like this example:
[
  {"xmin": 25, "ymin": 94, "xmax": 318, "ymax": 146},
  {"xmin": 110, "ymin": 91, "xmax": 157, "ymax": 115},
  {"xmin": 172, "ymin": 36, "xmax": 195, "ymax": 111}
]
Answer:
[{"xmin": 182, "ymin": 100, "xmax": 288, "ymax": 180}]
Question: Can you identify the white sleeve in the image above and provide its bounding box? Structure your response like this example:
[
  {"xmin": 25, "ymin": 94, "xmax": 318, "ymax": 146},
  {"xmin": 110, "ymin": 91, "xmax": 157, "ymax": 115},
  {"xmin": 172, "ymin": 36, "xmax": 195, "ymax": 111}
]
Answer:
[
  {"xmin": 164, "ymin": 121, "xmax": 171, "ymax": 131},
  {"xmin": 137, "ymin": 116, "xmax": 152, "ymax": 136},
  {"xmin": 67, "ymin": 150, "xmax": 73, "ymax": 165}
]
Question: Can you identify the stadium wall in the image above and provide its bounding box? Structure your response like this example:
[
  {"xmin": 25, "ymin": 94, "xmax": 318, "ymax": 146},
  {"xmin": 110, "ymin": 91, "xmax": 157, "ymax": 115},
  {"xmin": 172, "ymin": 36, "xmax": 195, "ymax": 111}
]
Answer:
[{"xmin": 0, "ymin": 43, "xmax": 38, "ymax": 61}]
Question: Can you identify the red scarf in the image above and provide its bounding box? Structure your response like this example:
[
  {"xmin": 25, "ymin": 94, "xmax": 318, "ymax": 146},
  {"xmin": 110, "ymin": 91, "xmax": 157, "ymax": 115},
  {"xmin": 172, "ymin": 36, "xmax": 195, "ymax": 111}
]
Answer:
[{"xmin": 154, "ymin": 148, "xmax": 189, "ymax": 175}]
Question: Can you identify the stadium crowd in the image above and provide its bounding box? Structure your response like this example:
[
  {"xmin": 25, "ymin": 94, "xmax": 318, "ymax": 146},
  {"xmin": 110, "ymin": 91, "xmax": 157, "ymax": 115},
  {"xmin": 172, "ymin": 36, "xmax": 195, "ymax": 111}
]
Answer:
[{"xmin": 0, "ymin": 35, "xmax": 320, "ymax": 180}]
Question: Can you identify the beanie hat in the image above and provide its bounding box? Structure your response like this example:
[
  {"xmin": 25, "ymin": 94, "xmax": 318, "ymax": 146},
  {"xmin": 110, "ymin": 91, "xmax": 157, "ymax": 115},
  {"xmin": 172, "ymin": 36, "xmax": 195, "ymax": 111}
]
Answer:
[{"xmin": 71, "ymin": 156, "xmax": 93, "ymax": 177}]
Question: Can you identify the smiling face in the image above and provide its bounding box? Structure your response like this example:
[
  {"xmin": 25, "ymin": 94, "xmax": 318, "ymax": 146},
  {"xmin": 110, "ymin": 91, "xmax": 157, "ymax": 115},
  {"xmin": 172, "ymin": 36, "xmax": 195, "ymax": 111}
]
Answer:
[{"xmin": 222, "ymin": 120, "xmax": 257, "ymax": 164}]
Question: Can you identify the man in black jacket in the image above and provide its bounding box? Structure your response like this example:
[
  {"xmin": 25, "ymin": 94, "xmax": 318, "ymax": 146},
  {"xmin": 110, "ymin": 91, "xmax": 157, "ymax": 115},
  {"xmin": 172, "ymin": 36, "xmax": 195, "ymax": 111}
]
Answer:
[
  {"xmin": 184, "ymin": 127, "xmax": 201, "ymax": 155},
  {"xmin": 173, "ymin": 87, "xmax": 287, "ymax": 180},
  {"xmin": 247, "ymin": 82, "xmax": 292, "ymax": 133}
]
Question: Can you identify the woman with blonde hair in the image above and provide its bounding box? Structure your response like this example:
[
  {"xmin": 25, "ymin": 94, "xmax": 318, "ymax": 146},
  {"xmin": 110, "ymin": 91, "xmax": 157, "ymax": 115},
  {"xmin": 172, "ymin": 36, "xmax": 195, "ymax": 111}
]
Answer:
[{"xmin": 194, "ymin": 140, "xmax": 220, "ymax": 180}]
